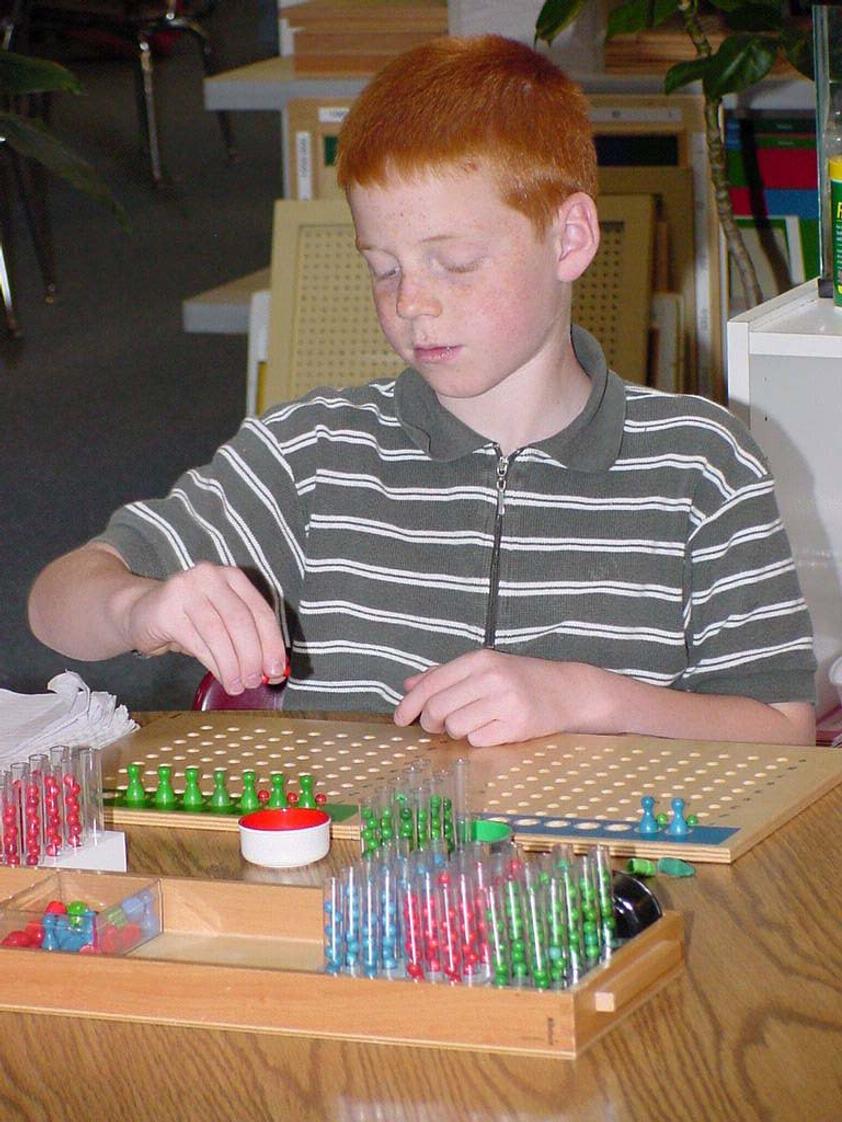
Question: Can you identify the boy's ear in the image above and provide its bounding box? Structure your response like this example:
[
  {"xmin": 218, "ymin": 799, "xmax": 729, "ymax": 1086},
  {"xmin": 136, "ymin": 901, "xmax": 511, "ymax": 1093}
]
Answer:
[{"xmin": 553, "ymin": 192, "xmax": 600, "ymax": 283}]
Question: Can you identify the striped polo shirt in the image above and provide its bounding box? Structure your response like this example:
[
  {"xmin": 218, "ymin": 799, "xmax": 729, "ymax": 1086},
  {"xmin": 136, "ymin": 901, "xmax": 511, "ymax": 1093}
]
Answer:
[{"xmin": 98, "ymin": 326, "xmax": 816, "ymax": 712}]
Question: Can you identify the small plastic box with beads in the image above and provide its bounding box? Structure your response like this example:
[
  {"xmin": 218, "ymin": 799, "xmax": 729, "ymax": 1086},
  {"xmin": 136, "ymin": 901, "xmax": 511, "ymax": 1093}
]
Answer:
[{"xmin": 0, "ymin": 870, "xmax": 162, "ymax": 954}]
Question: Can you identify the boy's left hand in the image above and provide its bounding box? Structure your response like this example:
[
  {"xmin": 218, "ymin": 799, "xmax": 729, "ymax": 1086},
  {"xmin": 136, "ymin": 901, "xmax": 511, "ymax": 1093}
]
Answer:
[{"xmin": 394, "ymin": 649, "xmax": 604, "ymax": 746}]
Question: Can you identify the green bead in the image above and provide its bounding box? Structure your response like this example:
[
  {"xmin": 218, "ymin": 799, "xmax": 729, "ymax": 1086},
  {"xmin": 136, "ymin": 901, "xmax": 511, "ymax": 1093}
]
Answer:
[
  {"xmin": 686, "ymin": 813, "xmax": 699, "ymax": 827},
  {"xmin": 656, "ymin": 811, "xmax": 670, "ymax": 827}
]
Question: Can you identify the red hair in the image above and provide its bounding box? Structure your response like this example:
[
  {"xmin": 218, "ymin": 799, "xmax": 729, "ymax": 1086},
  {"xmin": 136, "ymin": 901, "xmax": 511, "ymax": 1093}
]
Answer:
[{"xmin": 336, "ymin": 35, "xmax": 597, "ymax": 233}]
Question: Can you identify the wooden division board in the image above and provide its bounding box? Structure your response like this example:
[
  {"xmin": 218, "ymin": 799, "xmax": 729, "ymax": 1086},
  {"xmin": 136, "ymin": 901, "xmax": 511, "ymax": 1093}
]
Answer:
[{"xmin": 101, "ymin": 714, "xmax": 842, "ymax": 864}]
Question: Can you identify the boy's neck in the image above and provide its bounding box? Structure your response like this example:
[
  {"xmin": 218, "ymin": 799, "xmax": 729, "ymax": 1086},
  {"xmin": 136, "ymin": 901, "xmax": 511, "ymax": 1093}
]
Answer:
[{"xmin": 435, "ymin": 338, "xmax": 592, "ymax": 457}]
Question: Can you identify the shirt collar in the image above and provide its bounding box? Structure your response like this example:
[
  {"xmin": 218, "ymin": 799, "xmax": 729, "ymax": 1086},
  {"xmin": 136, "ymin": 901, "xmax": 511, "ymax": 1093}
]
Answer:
[{"xmin": 394, "ymin": 324, "xmax": 626, "ymax": 470}]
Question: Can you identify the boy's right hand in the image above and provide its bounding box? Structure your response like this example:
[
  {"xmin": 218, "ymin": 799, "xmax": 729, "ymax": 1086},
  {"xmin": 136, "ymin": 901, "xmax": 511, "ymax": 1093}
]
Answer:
[
  {"xmin": 121, "ymin": 560, "xmax": 289, "ymax": 695},
  {"xmin": 28, "ymin": 543, "xmax": 288, "ymax": 696}
]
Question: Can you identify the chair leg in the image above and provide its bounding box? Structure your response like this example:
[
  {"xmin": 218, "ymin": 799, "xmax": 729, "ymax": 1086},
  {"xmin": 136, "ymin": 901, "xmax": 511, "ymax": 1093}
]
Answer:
[
  {"xmin": 10, "ymin": 148, "xmax": 56, "ymax": 303},
  {"xmin": 134, "ymin": 31, "xmax": 164, "ymax": 185},
  {"xmin": 0, "ymin": 154, "xmax": 22, "ymax": 337},
  {"xmin": 172, "ymin": 16, "xmax": 236, "ymax": 162},
  {"xmin": 0, "ymin": 236, "xmax": 21, "ymax": 338}
]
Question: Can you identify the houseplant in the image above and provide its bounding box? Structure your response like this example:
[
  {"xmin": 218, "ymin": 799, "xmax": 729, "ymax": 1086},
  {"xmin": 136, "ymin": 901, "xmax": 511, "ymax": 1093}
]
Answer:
[
  {"xmin": 535, "ymin": 0, "xmax": 814, "ymax": 310},
  {"xmin": 0, "ymin": 49, "xmax": 127, "ymax": 228}
]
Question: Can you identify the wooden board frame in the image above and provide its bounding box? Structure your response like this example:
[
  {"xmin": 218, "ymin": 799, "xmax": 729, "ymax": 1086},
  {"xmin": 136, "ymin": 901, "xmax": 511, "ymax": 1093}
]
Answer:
[
  {"xmin": 0, "ymin": 867, "xmax": 684, "ymax": 1060},
  {"xmin": 101, "ymin": 714, "xmax": 842, "ymax": 864}
]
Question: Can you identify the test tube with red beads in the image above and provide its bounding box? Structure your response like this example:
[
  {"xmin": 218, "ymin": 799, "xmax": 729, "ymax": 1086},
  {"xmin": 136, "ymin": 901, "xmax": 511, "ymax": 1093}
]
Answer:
[
  {"xmin": 47, "ymin": 745, "xmax": 68, "ymax": 853},
  {"xmin": 398, "ymin": 856, "xmax": 425, "ymax": 980},
  {"xmin": 61, "ymin": 747, "xmax": 84, "ymax": 848},
  {"xmin": 1, "ymin": 769, "xmax": 21, "ymax": 866},
  {"xmin": 23, "ymin": 753, "xmax": 49, "ymax": 866},
  {"xmin": 9, "ymin": 763, "xmax": 29, "ymax": 865}
]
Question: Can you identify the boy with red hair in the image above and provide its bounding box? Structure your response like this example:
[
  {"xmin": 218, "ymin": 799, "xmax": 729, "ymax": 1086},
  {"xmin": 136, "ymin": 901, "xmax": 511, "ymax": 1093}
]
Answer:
[{"xmin": 29, "ymin": 36, "xmax": 816, "ymax": 745}]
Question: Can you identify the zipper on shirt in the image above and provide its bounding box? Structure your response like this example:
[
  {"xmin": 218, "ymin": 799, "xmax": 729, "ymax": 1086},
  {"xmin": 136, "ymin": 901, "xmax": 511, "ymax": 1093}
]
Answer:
[{"xmin": 484, "ymin": 448, "xmax": 518, "ymax": 648}]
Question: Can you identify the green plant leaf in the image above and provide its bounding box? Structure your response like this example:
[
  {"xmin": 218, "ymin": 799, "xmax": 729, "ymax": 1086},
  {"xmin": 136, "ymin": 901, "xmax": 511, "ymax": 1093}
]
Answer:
[
  {"xmin": 606, "ymin": 0, "xmax": 678, "ymax": 39},
  {"xmin": 0, "ymin": 51, "xmax": 82, "ymax": 95},
  {"xmin": 664, "ymin": 56, "xmax": 710, "ymax": 94},
  {"xmin": 534, "ymin": 0, "xmax": 588, "ymax": 46},
  {"xmin": 781, "ymin": 27, "xmax": 813, "ymax": 81},
  {"xmin": 0, "ymin": 113, "xmax": 128, "ymax": 229},
  {"xmin": 701, "ymin": 33, "xmax": 779, "ymax": 98}
]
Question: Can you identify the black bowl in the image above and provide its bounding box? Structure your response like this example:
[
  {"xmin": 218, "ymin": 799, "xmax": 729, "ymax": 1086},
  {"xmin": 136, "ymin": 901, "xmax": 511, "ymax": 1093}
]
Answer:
[{"xmin": 612, "ymin": 870, "xmax": 663, "ymax": 939}]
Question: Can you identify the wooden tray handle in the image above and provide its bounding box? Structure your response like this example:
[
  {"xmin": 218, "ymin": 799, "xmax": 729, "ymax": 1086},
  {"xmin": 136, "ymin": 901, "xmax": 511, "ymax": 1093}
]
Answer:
[{"xmin": 592, "ymin": 939, "xmax": 678, "ymax": 1014}]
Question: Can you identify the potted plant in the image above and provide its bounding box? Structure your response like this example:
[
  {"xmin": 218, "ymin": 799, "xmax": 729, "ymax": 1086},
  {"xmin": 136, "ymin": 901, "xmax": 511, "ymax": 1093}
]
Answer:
[{"xmin": 535, "ymin": 0, "xmax": 814, "ymax": 309}]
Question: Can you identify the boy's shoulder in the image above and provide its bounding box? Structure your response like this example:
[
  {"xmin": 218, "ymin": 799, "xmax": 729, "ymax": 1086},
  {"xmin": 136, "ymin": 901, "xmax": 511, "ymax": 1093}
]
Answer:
[
  {"xmin": 258, "ymin": 377, "xmax": 403, "ymax": 433},
  {"xmin": 620, "ymin": 381, "xmax": 770, "ymax": 476}
]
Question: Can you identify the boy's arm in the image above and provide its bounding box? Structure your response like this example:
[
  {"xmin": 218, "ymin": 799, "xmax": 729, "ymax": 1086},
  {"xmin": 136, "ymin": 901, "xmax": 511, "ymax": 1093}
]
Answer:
[
  {"xmin": 28, "ymin": 542, "xmax": 288, "ymax": 695},
  {"xmin": 394, "ymin": 651, "xmax": 816, "ymax": 747}
]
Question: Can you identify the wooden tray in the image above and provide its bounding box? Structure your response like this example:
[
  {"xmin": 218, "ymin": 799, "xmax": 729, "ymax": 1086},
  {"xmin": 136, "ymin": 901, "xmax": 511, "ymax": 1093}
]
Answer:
[{"xmin": 0, "ymin": 868, "xmax": 683, "ymax": 1059}]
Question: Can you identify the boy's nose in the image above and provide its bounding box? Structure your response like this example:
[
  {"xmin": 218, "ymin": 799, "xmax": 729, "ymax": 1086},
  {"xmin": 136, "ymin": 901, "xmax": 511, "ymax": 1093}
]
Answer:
[{"xmin": 396, "ymin": 277, "xmax": 442, "ymax": 319}]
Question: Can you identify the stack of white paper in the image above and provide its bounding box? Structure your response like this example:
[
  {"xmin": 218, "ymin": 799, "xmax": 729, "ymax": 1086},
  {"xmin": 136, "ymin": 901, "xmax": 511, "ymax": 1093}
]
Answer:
[{"xmin": 0, "ymin": 671, "xmax": 137, "ymax": 767}]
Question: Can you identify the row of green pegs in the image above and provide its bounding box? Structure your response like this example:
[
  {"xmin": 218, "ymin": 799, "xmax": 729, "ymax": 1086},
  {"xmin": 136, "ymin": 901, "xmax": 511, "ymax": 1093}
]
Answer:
[{"xmin": 121, "ymin": 762, "xmax": 321, "ymax": 814}]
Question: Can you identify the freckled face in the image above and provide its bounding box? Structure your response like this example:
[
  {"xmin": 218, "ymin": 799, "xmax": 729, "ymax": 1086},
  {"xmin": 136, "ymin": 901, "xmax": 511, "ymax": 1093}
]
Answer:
[{"xmin": 348, "ymin": 167, "xmax": 569, "ymax": 404}]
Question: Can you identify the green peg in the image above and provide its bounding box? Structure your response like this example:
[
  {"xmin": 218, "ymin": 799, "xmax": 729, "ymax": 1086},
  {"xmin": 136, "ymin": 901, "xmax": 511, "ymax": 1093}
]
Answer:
[
  {"xmin": 656, "ymin": 857, "xmax": 696, "ymax": 878},
  {"xmin": 181, "ymin": 766, "xmax": 205, "ymax": 812},
  {"xmin": 297, "ymin": 773, "xmax": 317, "ymax": 809},
  {"xmin": 626, "ymin": 857, "xmax": 658, "ymax": 877},
  {"xmin": 124, "ymin": 763, "xmax": 147, "ymax": 808},
  {"xmin": 208, "ymin": 768, "xmax": 232, "ymax": 812},
  {"xmin": 238, "ymin": 770, "xmax": 260, "ymax": 813},
  {"xmin": 153, "ymin": 764, "xmax": 177, "ymax": 810},
  {"xmin": 268, "ymin": 772, "xmax": 287, "ymax": 808}
]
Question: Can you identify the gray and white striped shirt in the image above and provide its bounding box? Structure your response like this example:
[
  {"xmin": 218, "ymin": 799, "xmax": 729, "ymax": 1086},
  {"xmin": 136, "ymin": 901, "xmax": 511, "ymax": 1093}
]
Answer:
[{"xmin": 98, "ymin": 327, "xmax": 816, "ymax": 712}]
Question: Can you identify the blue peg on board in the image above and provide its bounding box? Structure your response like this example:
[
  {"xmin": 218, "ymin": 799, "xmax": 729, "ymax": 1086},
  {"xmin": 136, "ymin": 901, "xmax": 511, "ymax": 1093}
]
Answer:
[
  {"xmin": 666, "ymin": 797, "xmax": 689, "ymax": 837},
  {"xmin": 639, "ymin": 795, "xmax": 659, "ymax": 835}
]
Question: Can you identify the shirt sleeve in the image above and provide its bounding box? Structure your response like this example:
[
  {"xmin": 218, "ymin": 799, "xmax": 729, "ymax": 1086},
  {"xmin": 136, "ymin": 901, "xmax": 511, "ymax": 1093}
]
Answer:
[
  {"xmin": 92, "ymin": 413, "xmax": 309, "ymax": 628},
  {"xmin": 678, "ymin": 423, "xmax": 816, "ymax": 704}
]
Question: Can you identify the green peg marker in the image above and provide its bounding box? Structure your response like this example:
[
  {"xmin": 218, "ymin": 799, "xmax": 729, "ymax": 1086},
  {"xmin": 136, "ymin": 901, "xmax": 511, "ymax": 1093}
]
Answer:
[
  {"xmin": 238, "ymin": 770, "xmax": 260, "ymax": 813},
  {"xmin": 297, "ymin": 773, "xmax": 317, "ymax": 809},
  {"xmin": 153, "ymin": 764, "xmax": 177, "ymax": 810},
  {"xmin": 656, "ymin": 811, "xmax": 670, "ymax": 828},
  {"xmin": 626, "ymin": 857, "xmax": 658, "ymax": 877},
  {"xmin": 268, "ymin": 772, "xmax": 287, "ymax": 808},
  {"xmin": 181, "ymin": 766, "xmax": 205, "ymax": 812},
  {"xmin": 656, "ymin": 857, "xmax": 696, "ymax": 878},
  {"xmin": 208, "ymin": 768, "xmax": 232, "ymax": 812},
  {"xmin": 124, "ymin": 763, "xmax": 147, "ymax": 808}
]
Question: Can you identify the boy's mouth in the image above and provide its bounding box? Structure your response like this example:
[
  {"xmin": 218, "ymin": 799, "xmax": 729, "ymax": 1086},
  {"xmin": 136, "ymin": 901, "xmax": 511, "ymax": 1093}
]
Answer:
[{"xmin": 413, "ymin": 344, "xmax": 461, "ymax": 364}]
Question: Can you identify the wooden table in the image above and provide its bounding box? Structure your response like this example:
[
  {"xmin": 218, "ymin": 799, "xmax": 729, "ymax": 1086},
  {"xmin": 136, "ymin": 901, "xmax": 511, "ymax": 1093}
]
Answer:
[{"xmin": 1, "ymin": 716, "xmax": 840, "ymax": 1122}]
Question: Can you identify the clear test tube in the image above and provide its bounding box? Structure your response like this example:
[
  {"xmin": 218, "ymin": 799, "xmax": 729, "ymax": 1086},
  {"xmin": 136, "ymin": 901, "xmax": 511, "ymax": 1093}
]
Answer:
[
  {"xmin": 578, "ymin": 851, "xmax": 603, "ymax": 967},
  {"xmin": 75, "ymin": 746, "xmax": 104, "ymax": 844},
  {"xmin": 523, "ymin": 871, "xmax": 551, "ymax": 990},
  {"xmin": 451, "ymin": 757, "xmax": 471, "ymax": 849},
  {"xmin": 378, "ymin": 859, "xmax": 402, "ymax": 977},
  {"xmin": 414, "ymin": 778, "xmax": 432, "ymax": 850},
  {"xmin": 358, "ymin": 790, "xmax": 380, "ymax": 857},
  {"xmin": 43, "ymin": 747, "xmax": 65, "ymax": 857},
  {"xmin": 483, "ymin": 880, "xmax": 511, "ymax": 987},
  {"xmin": 453, "ymin": 857, "xmax": 487, "ymax": 984},
  {"xmin": 323, "ymin": 875, "xmax": 344, "ymax": 975},
  {"xmin": 435, "ymin": 865, "xmax": 463, "ymax": 983},
  {"xmin": 545, "ymin": 863, "xmax": 572, "ymax": 989},
  {"xmin": 24, "ymin": 753, "xmax": 50, "ymax": 866},
  {"xmin": 398, "ymin": 855, "xmax": 425, "ymax": 980},
  {"xmin": 1, "ymin": 769, "xmax": 21, "ymax": 866},
  {"xmin": 62, "ymin": 747, "xmax": 84, "ymax": 848},
  {"xmin": 9, "ymin": 763, "xmax": 30, "ymax": 866},
  {"xmin": 502, "ymin": 871, "xmax": 529, "ymax": 987},
  {"xmin": 359, "ymin": 860, "xmax": 381, "ymax": 979},
  {"xmin": 341, "ymin": 862, "xmax": 362, "ymax": 976},
  {"xmin": 594, "ymin": 845, "xmax": 618, "ymax": 957},
  {"xmin": 412, "ymin": 851, "xmax": 444, "ymax": 982}
]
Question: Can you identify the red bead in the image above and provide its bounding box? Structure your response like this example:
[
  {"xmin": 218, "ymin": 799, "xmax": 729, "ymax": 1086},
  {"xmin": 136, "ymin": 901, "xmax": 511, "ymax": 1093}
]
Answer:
[
  {"xmin": 44, "ymin": 900, "xmax": 67, "ymax": 915},
  {"xmin": 2, "ymin": 930, "xmax": 34, "ymax": 947},
  {"xmin": 286, "ymin": 792, "xmax": 299, "ymax": 806},
  {"xmin": 315, "ymin": 793, "xmax": 327, "ymax": 806},
  {"xmin": 407, "ymin": 962, "xmax": 424, "ymax": 979},
  {"xmin": 24, "ymin": 922, "xmax": 44, "ymax": 947},
  {"xmin": 257, "ymin": 789, "xmax": 270, "ymax": 805}
]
